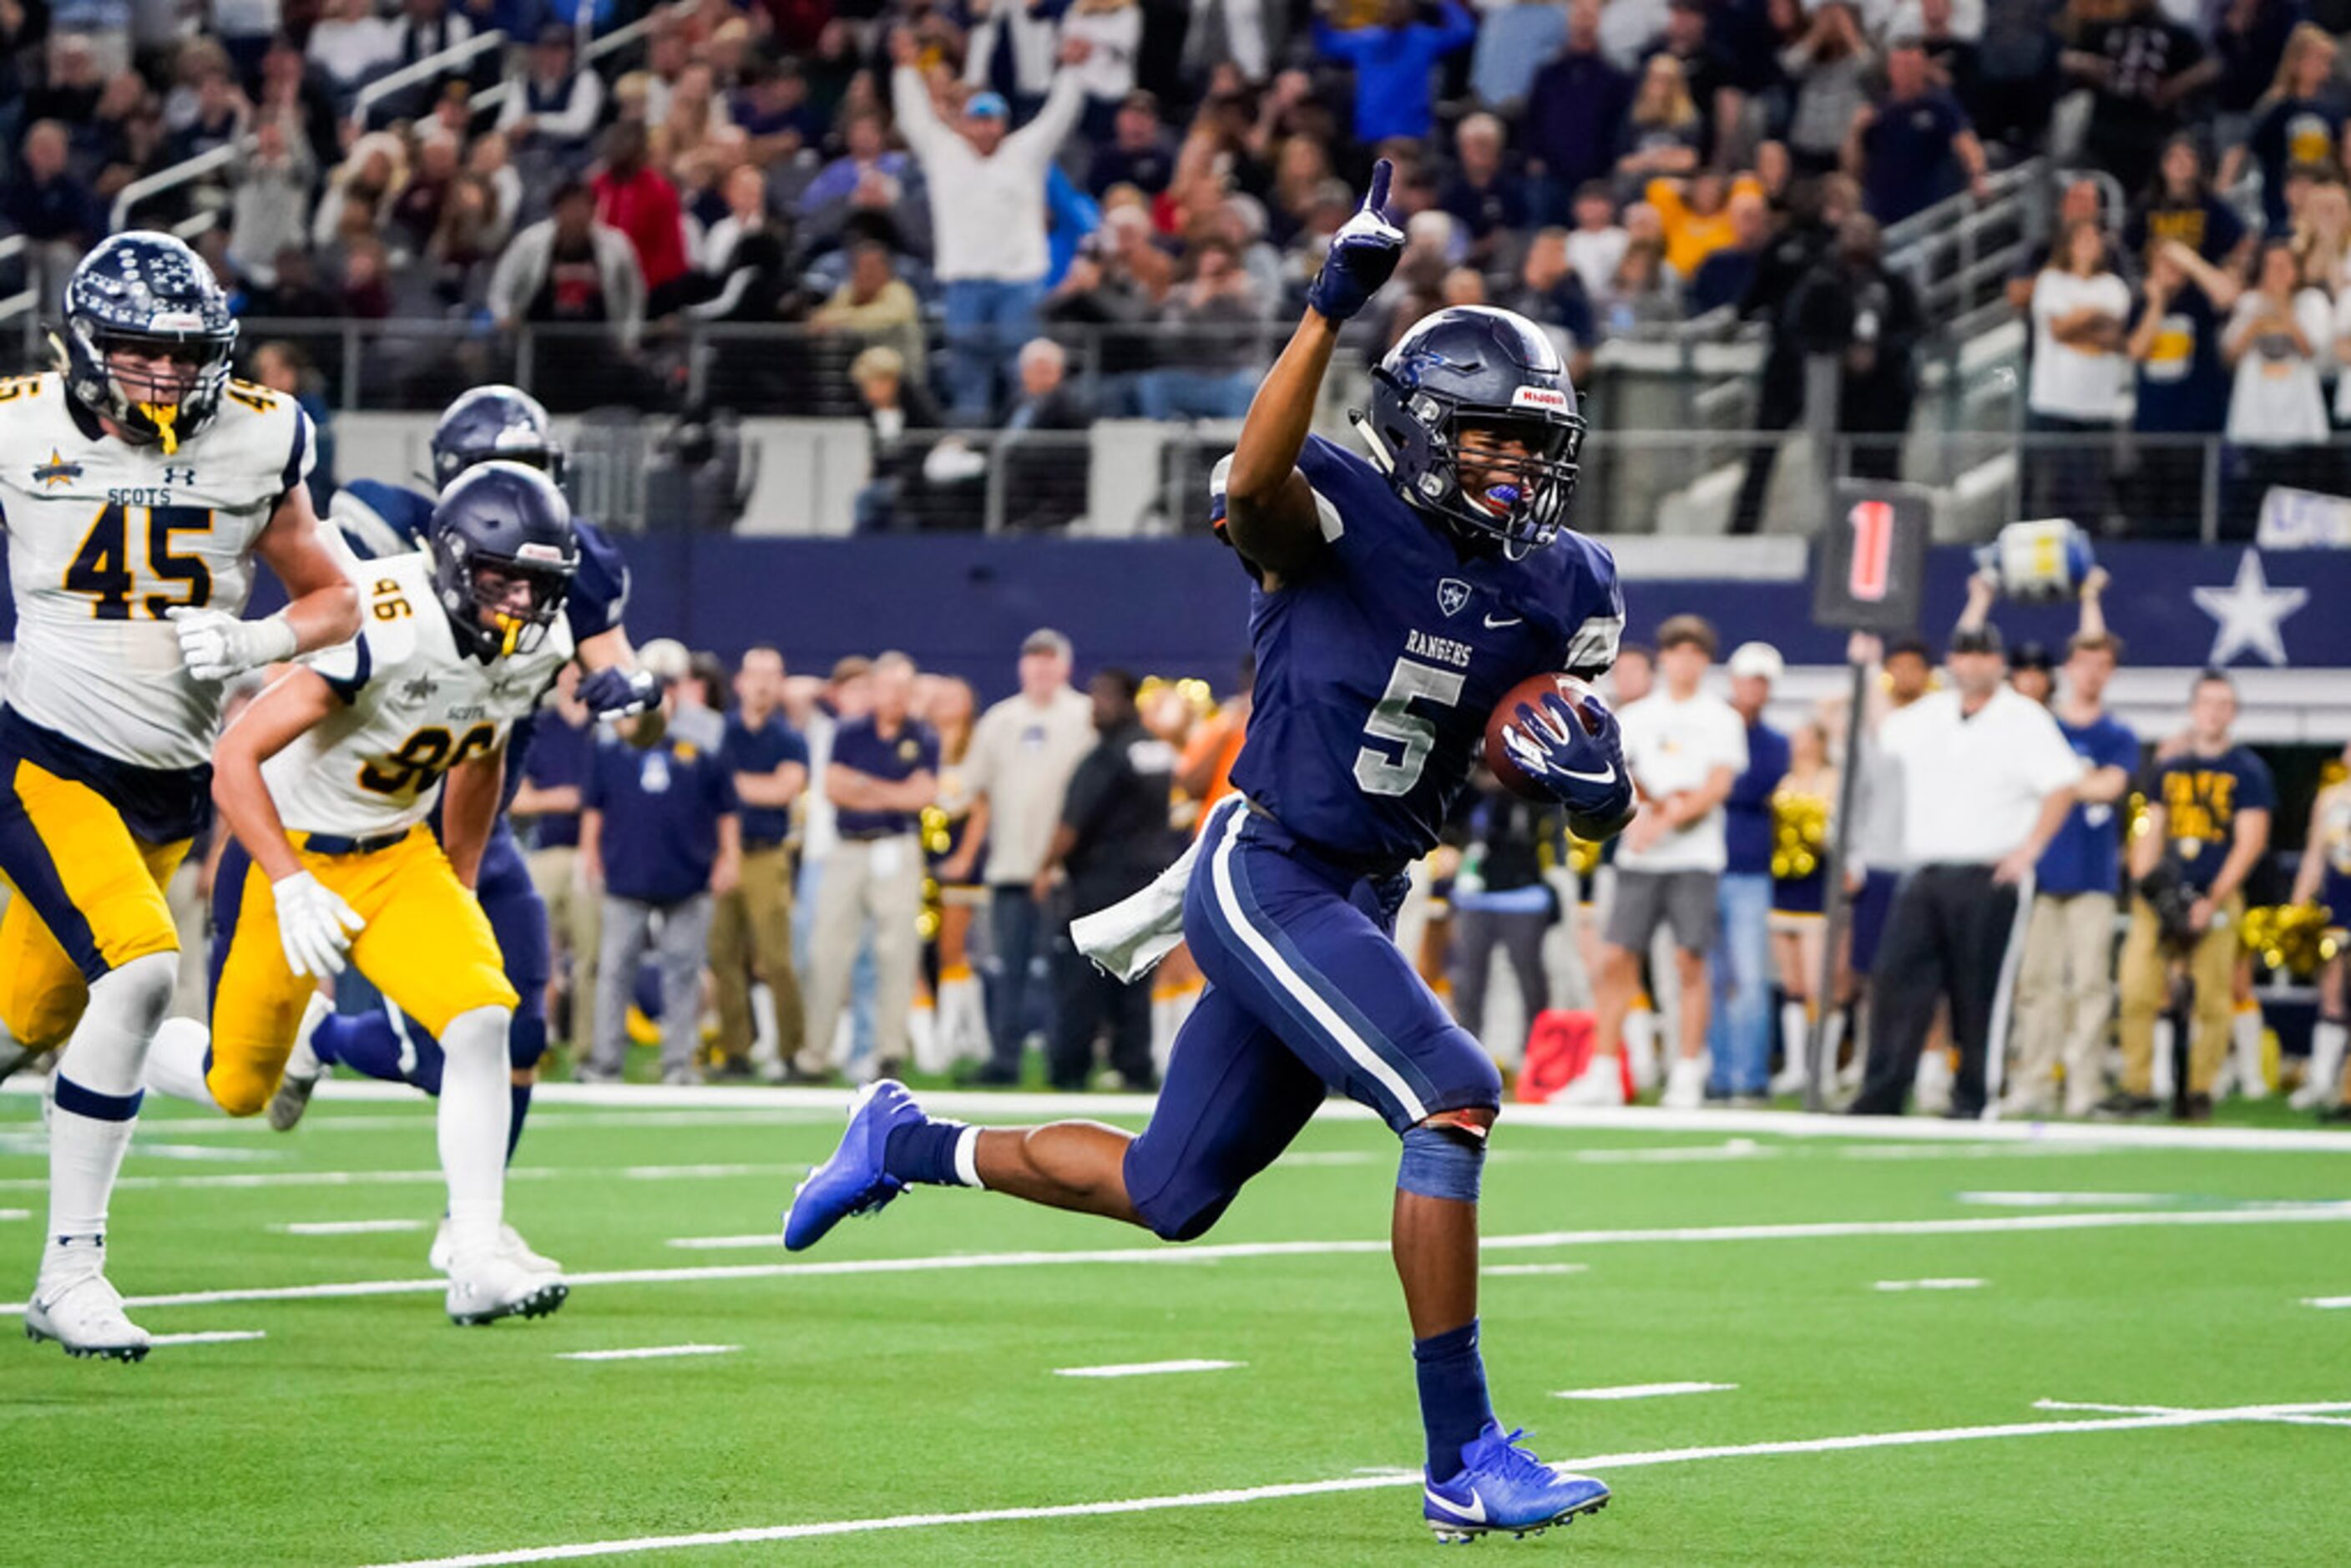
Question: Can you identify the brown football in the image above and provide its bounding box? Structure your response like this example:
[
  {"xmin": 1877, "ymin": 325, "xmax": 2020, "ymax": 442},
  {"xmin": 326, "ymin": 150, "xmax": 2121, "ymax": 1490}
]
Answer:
[{"xmin": 1483, "ymin": 674, "xmax": 1601, "ymax": 802}]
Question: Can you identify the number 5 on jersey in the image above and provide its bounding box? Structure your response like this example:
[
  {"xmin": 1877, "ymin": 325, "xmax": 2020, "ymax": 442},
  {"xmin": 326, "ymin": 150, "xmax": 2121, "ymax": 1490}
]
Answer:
[
  {"xmin": 63, "ymin": 502, "xmax": 214, "ymax": 620},
  {"xmin": 1355, "ymin": 656, "xmax": 1466, "ymax": 797}
]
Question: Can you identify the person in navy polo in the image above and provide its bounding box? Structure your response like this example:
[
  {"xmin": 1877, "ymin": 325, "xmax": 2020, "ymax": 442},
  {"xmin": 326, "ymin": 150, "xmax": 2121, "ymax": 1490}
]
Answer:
[
  {"xmin": 513, "ymin": 664, "xmax": 604, "ymax": 1060},
  {"xmin": 579, "ymin": 683, "xmax": 741, "ymax": 1085},
  {"xmin": 804, "ymin": 652, "xmax": 939, "ymax": 1081},
  {"xmin": 1853, "ymin": 38, "xmax": 1990, "ymax": 226},
  {"xmin": 710, "ymin": 647, "xmax": 811, "ymax": 1080}
]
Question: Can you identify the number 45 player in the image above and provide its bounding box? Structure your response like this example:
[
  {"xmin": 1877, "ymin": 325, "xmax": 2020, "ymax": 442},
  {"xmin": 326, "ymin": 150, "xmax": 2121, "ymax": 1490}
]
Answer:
[{"xmin": 784, "ymin": 161, "xmax": 1639, "ymax": 1542}]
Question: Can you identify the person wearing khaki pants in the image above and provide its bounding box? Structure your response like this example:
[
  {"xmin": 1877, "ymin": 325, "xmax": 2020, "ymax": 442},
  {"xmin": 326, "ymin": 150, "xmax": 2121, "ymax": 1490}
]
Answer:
[
  {"xmin": 798, "ymin": 654, "xmax": 938, "ymax": 1080},
  {"xmin": 711, "ymin": 649, "xmax": 810, "ymax": 1079},
  {"xmin": 513, "ymin": 674, "xmax": 604, "ymax": 1060},
  {"xmin": 2003, "ymin": 629, "xmax": 2137, "ymax": 1119},
  {"xmin": 2104, "ymin": 672, "xmax": 2273, "ymax": 1119}
]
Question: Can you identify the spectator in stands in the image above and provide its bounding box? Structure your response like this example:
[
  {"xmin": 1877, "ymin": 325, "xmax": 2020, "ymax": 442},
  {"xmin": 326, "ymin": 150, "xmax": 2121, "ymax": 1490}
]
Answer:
[
  {"xmin": 1135, "ymin": 237, "xmax": 1264, "ymax": 420},
  {"xmin": 1648, "ymin": 170, "xmax": 1758, "ymax": 279},
  {"xmin": 944, "ymin": 630, "xmax": 1096, "ymax": 1084},
  {"xmin": 467, "ymin": 128, "xmax": 523, "ymax": 238},
  {"xmin": 2128, "ymin": 239, "xmax": 2237, "ymax": 537},
  {"xmin": 804, "ymin": 652, "xmax": 938, "ymax": 1083},
  {"xmin": 813, "ymin": 240, "xmax": 924, "ymax": 367},
  {"xmin": 82, "ymin": 68, "xmax": 160, "ymax": 203},
  {"xmin": 2292, "ymin": 177, "xmax": 2351, "ymax": 290},
  {"xmin": 388, "ymin": 133, "xmax": 461, "ymax": 257},
  {"xmin": 1564, "ymin": 181, "xmax": 1628, "ymax": 300},
  {"xmin": 1001, "ymin": 338, "xmax": 1092, "ymax": 528},
  {"xmin": 168, "ymin": 62, "xmax": 250, "ymax": 167},
  {"xmin": 26, "ymin": 34, "xmax": 107, "ymax": 129},
  {"xmin": 2213, "ymin": 0, "xmax": 2302, "ymax": 135},
  {"xmin": 801, "ymin": 108, "xmax": 918, "ymax": 220},
  {"xmin": 498, "ymin": 23, "xmax": 606, "ymax": 163},
  {"xmin": 892, "ymin": 28, "xmax": 1093, "ymax": 424},
  {"xmin": 513, "ymin": 666, "xmax": 600, "ymax": 1063},
  {"xmin": 592, "ymin": 120, "xmax": 692, "ymax": 316},
  {"xmin": 7, "ymin": 120, "xmax": 104, "ymax": 253},
  {"xmin": 1848, "ymin": 36, "xmax": 1990, "ymax": 225},
  {"xmin": 850, "ymin": 345, "xmax": 945, "ymax": 530},
  {"xmin": 2107, "ymin": 673, "xmax": 2273, "ymax": 1120},
  {"xmin": 1058, "ymin": 0, "xmax": 1140, "ymax": 140},
  {"xmin": 2221, "ymin": 22, "xmax": 2344, "ymax": 236},
  {"xmin": 1525, "ymin": 1, "xmax": 1636, "ymax": 225},
  {"xmin": 1005, "ymin": 336, "xmax": 1090, "ymax": 431},
  {"xmin": 306, "ymin": 0, "xmax": 402, "ymax": 110},
  {"xmin": 1312, "ymin": 0, "xmax": 1476, "ymax": 146},
  {"xmin": 1710, "ymin": 641, "xmax": 1787, "ymax": 1105},
  {"xmin": 1782, "ymin": 1, "xmax": 1875, "ymax": 178},
  {"xmin": 2222, "ymin": 236, "xmax": 2333, "ymax": 535},
  {"xmin": 711, "ymin": 647, "xmax": 809, "ymax": 1082},
  {"xmin": 2128, "ymin": 136, "xmax": 2252, "ymax": 272},
  {"xmin": 487, "ymin": 178, "xmax": 650, "ymax": 405},
  {"xmin": 579, "ymin": 682, "xmax": 744, "ymax": 1087},
  {"xmin": 250, "ymin": 245, "xmax": 339, "ymax": 319},
  {"xmin": 374, "ymin": 0, "xmax": 482, "ymax": 123},
  {"xmin": 1651, "ymin": 0, "xmax": 1742, "ymax": 165},
  {"xmin": 2063, "ymin": 0, "xmax": 2216, "ymax": 197},
  {"xmin": 2027, "ymin": 219, "xmax": 2131, "ymax": 529},
  {"xmin": 252, "ymin": 340, "xmax": 333, "ymax": 502},
  {"xmin": 425, "ymin": 172, "xmax": 508, "ymax": 307},
  {"xmin": 337, "ymin": 235, "xmax": 396, "ymax": 320},
  {"xmin": 1472, "ymin": 0, "xmax": 1567, "ymax": 115},
  {"xmin": 215, "ymin": 0, "xmax": 282, "ymax": 89},
  {"xmin": 312, "ymin": 131, "xmax": 407, "ymax": 253},
  {"xmin": 1438, "ymin": 113, "xmax": 1528, "ymax": 270},
  {"xmin": 1087, "ymin": 90, "xmax": 1176, "ymax": 197},
  {"xmin": 736, "ymin": 59, "xmax": 823, "ymax": 166},
  {"xmin": 1615, "ymin": 53, "xmax": 1704, "ymax": 191},
  {"xmin": 966, "ymin": 0, "xmax": 1063, "ymax": 119},
  {"xmin": 1687, "ymin": 188, "xmax": 1769, "ymax": 315},
  {"xmin": 1508, "ymin": 226, "xmax": 1598, "ymax": 371},
  {"xmin": 1034, "ymin": 669, "xmax": 1177, "ymax": 1090}
]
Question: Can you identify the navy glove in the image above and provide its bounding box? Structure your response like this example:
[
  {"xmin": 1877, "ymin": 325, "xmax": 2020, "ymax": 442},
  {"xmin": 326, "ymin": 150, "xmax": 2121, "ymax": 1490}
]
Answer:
[
  {"xmin": 1500, "ymin": 691, "xmax": 1634, "ymax": 827},
  {"xmin": 579, "ymin": 665, "xmax": 660, "ymax": 720},
  {"xmin": 1305, "ymin": 158, "xmax": 1405, "ymax": 324}
]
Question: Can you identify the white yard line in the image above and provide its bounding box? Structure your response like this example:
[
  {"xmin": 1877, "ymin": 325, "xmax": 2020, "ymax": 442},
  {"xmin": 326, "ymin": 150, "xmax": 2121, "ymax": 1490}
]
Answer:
[
  {"xmin": 556, "ymin": 1345, "xmax": 740, "ymax": 1363},
  {"xmin": 2035, "ymin": 1397, "xmax": 2351, "ymax": 1431},
  {"xmin": 1052, "ymin": 1359, "xmax": 1242, "ymax": 1379},
  {"xmin": 1555, "ymin": 1382, "xmax": 1736, "ymax": 1400},
  {"xmin": 13, "ymin": 1078, "xmax": 2351, "ymax": 1151},
  {"xmin": 2304, "ymin": 1296, "xmax": 2351, "ymax": 1309},
  {"xmin": 147, "ymin": 1330, "xmax": 267, "ymax": 1347},
  {"xmin": 0, "ymin": 1164, "xmax": 805, "ymax": 1195},
  {"xmin": 1954, "ymin": 1191, "xmax": 2177, "ymax": 1208},
  {"xmin": 1483, "ymin": 1262, "xmax": 1589, "ymax": 1277},
  {"xmin": 275, "ymin": 1220, "xmax": 432, "ymax": 1236},
  {"xmin": 0, "ymin": 1208, "xmax": 27, "ymax": 1222},
  {"xmin": 22, "ymin": 1203, "xmax": 2351, "ymax": 1317},
  {"xmin": 359, "ymin": 1399, "xmax": 2351, "ymax": 1567},
  {"xmin": 1874, "ymin": 1278, "xmax": 1988, "ymax": 1292}
]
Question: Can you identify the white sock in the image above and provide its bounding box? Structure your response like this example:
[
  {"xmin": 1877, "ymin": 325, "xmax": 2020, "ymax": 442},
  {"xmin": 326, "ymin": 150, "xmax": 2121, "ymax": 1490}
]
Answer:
[
  {"xmin": 44, "ymin": 953, "xmax": 177, "ymax": 1276},
  {"xmin": 951, "ymin": 1125, "xmax": 984, "ymax": 1189},
  {"xmin": 141, "ymin": 1017, "xmax": 226, "ymax": 1112},
  {"xmin": 1822, "ymin": 1009, "xmax": 1848, "ymax": 1075},
  {"xmin": 1778, "ymin": 1000, "xmax": 1811, "ymax": 1080},
  {"xmin": 2312, "ymin": 1021, "xmax": 2348, "ymax": 1100},
  {"xmin": 749, "ymin": 981, "xmax": 780, "ymax": 1067},
  {"xmin": 2232, "ymin": 1004, "xmax": 2266, "ymax": 1093},
  {"xmin": 435, "ymin": 1006, "xmax": 513, "ymax": 1266}
]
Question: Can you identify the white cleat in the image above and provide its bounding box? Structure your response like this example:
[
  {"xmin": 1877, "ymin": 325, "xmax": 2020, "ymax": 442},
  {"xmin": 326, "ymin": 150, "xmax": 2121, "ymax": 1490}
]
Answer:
[
  {"xmin": 1661, "ymin": 1054, "xmax": 1710, "ymax": 1110},
  {"xmin": 1767, "ymin": 1063, "xmax": 1809, "ymax": 1099},
  {"xmin": 24, "ymin": 1271, "xmax": 151, "ymax": 1362},
  {"xmin": 266, "ymin": 994, "xmax": 335, "ymax": 1132},
  {"xmin": 430, "ymin": 1218, "xmax": 563, "ymax": 1278},
  {"xmin": 1558, "ymin": 1061, "xmax": 1628, "ymax": 1107},
  {"xmin": 445, "ymin": 1254, "xmax": 569, "ymax": 1326}
]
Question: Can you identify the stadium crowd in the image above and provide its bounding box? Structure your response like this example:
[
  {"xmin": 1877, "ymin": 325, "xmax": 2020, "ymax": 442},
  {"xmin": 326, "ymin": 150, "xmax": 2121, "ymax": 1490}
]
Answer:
[{"xmin": 3, "ymin": 0, "xmax": 2351, "ymax": 515}]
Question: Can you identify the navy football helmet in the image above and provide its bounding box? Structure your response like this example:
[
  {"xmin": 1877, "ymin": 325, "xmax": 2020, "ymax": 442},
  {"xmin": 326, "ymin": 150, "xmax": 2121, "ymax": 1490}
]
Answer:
[
  {"xmin": 427, "ymin": 460, "xmax": 579, "ymax": 660},
  {"xmin": 1354, "ymin": 306, "xmax": 1587, "ymax": 550},
  {"xmin": 431, "ymin": 385, "xmax": 564, "ymax": 488},
  {"xmin": 59, "ymin": 232, "xmax": 239, "ymax": 454}
]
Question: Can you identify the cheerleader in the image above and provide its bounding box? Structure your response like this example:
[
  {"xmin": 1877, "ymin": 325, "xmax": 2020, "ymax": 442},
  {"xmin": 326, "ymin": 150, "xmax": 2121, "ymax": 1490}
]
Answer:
[
  {"xmin": 1768, "ymin": 715, "xmax": 1839, "ymax": 1096},
  {"xmin": 2288, "ymin": 746, "xmax": 2351, "ymax": 1115}
]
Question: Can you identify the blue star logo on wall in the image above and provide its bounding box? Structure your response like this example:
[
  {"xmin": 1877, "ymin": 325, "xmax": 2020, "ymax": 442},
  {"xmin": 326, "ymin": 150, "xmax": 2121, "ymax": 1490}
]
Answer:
[
  {"xmin": 2193, "ymin": 549, "xmax": 2308, "ymax": 667},
  {"xmin": 32, "ymin": 449, "xmax": 82, "ymax": 488}
]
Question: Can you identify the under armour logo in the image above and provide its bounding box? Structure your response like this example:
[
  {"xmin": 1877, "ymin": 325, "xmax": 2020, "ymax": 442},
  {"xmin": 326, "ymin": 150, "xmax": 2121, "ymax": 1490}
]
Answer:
[
  {"xmin": 1437, "ymin": 579, "xmax": 1471, "ymax": 617},
  {"xmin": 162, "ymin": 466, "xmax": 195, "ymax": 485}
]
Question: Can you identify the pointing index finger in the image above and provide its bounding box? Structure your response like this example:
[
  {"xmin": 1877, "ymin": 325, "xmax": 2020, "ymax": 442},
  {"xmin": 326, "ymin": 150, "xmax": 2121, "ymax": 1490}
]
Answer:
[{"xmin": 1364, "ymin": 158, "xmax": 1392, "ymax": 218}]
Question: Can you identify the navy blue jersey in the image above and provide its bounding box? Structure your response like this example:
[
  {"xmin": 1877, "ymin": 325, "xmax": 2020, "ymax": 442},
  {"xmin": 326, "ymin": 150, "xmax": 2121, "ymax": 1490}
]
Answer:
[{"xmin": 1218, "ymin": 435, "xmax": 1623, "ymax": 866}]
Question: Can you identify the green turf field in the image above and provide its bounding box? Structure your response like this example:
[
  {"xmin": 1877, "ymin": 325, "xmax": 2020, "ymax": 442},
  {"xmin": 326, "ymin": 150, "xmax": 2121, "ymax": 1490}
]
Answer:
[{"xmin": 5, "ymin": 1086, "xmax": 2350, "ymax": 1567}]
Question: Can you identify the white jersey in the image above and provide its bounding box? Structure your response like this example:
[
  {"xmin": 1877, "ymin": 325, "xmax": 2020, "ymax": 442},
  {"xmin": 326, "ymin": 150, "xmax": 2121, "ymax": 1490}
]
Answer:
[
  {"xmin": 0, "ymin": 371, "xmax": 316, "ymax": 770},
  {"xmin": 262, "ymin": 552, "xmax": 571, "ymax": 838}
]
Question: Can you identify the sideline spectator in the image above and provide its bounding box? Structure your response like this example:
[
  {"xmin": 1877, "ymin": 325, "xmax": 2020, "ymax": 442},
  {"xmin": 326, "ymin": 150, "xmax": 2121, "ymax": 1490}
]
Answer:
[
  {"xmin": 1850, "ymin": 625, "xmax": 2082, "ymax": 1119},
  {"xmin": 892, "ymin": 28, "xmax": 1092, "ymax": 424},
  {"xmin": 579, "ymin": 683, "xmax": 743, "ymax": 1086},
  {"xmin": 1709, "ymin": 641, "xmax": 1788, "ymax": 1105},
  {"xmin": 513, "ymin": 665, "xmax": 602, "ymax": 1064},
  {"xmin": 710, "ymin": 648, "xmax": 809, "ymax": 1081},
  {"xmin": 2107, "ymin": 673, "xmax": 2273, "ymax": 1120},
  {"xmin": 1034, "ymin": 669, "xmax": 1178, "ymax": 1090},
  {"xmin": 1570, "ymin": 616, "xmax": 1747, "ymax": 1110},
  {"xmin": 1312, "ymin": 0, "xmax": 1476, "ymax": 147},
  {"xmin": 2026, "ymin": 219, "xmax": 2131, "ymax": 529},
  {"xmin": 944, "ymin": 630, "xmax": 1098, "ymax": 1084},
  {"xmin": 1525, "ymin": 0, "xmax": 1636, "ymax": 222},
  {"xmin": 803, "ymin": 653, "xmax": 939, "ymax": 1083}
]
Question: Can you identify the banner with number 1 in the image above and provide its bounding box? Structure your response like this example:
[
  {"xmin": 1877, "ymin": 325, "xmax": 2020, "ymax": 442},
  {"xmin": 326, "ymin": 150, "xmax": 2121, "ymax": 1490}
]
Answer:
[{"xmin": 1811, "ymin": 480, "xmax": 1931, "ymax": 635}]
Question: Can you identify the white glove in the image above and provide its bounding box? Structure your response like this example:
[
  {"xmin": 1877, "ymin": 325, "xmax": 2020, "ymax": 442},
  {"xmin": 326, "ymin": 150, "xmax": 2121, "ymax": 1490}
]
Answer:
[
  {"xmin": 272, "ymin": 872, "xmax": 365, "ymax": 979},
  {"xmin": 168, "ymin": 607, "xmax": 298, "ymax": 682}
]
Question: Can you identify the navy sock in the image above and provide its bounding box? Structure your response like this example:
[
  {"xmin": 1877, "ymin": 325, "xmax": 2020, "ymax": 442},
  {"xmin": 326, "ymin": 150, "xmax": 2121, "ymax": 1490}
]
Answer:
[
  {"xmin": 882, "ymin": 1119, "xmax": 971, "ymax": 1186},
  {"xmin": 310, "ymin": 1014, "xmax": 404, "ymax": 1083},
  {"xmin": 1413, "ymin": 1319, "xmax": 1496, "ymax": 1483},
  {"xmin": 506, "ymin": 1082, "xmax": 531, "ymax": 1164}
]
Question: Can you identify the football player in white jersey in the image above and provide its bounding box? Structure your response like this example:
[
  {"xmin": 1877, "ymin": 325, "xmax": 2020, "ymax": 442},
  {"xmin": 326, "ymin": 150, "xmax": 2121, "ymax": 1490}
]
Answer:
[
  {"xmin": 2, "ymin": 233, "xmax": 360, "ymax": 1361},
  {"xmin": 137, "ymin": 462, "xmax": 580, "ymax": 1324}
]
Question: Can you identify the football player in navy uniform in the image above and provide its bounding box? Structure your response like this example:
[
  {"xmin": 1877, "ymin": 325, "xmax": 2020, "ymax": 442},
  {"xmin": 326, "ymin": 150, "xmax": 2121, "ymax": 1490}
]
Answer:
[
  {"xmin": 784, "ymin": 162, "xmax": 1639, "ymax": 1542},
  {"xmin": 266, "ymin": 387, "xmax": 660, "ymax": 1281}
]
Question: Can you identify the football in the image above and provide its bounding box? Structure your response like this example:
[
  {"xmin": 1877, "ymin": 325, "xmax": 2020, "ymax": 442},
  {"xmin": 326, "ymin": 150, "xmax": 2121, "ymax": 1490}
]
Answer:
[{"xmin": 1483, "ymin": 673, "xmax": 1603, "ymax": 801}]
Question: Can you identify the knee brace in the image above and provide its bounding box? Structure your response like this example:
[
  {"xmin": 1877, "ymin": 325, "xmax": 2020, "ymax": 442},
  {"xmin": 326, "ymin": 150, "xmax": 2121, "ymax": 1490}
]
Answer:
[{"xmin": 1398, "ymin": 1122, "xmax": 1486, "ymax": 1204}]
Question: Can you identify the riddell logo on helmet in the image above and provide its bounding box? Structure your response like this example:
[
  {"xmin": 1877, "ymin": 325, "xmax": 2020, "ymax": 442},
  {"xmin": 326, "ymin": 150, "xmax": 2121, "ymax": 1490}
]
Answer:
[{"xmin": 1511, "ymin": 387, "xmax": 1569, "ymax": 411}]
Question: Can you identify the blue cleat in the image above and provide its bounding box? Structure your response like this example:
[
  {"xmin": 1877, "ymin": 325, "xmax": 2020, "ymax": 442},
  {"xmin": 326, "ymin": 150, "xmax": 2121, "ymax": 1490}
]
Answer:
[
  {"xmin": 782, "ymin": 1080, "xmax": 926, "ymax": 1252},
  {"xmin": 1423, "ymin": 1424, "xmax": 1610, "ymax": 1543}
]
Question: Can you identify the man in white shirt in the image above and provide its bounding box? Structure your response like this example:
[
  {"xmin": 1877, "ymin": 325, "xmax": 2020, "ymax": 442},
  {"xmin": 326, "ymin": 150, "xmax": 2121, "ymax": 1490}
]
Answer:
[
  {"xmin": 941, "ymin": 630, "xmax": 1099, "ymax": 1084},
  {"xmin": 1850, "ymin": 625, "xmax": 2083, "ymax": 1119},
  {"xmin": 1567, "ymin": 616, "xmax": 1748, "ymax": 1110}
]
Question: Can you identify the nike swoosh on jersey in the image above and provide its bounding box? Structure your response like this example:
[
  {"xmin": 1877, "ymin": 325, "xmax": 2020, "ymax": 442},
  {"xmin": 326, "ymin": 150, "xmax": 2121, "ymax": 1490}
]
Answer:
[
  {"xmin": 1425, "ymin": 1487, "xmax": 1489, "ymax": 1523},
  {"xmin": 1484, "ymin": 614, "xmax": 1524, "ymax": 628}
]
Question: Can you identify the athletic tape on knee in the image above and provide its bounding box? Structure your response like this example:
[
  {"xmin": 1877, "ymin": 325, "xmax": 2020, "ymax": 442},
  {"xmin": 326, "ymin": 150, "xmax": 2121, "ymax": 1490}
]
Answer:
[{"xmin": 1398, "ymin": 1124, "xmax": 1485, "ymax": 1204}]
